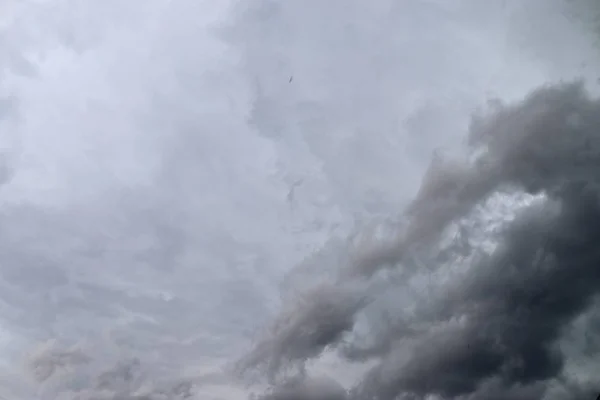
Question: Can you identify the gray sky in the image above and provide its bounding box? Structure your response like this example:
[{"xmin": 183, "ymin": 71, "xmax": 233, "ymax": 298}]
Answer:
[{"xmin": 0, "ymin": 0, "xmax": 599, "ymax": 399}]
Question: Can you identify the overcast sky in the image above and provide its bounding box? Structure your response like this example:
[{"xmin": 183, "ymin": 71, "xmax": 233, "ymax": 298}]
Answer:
[{"xmin": 0, "ymin": 0, "xmax": 599, "ymax": 399}]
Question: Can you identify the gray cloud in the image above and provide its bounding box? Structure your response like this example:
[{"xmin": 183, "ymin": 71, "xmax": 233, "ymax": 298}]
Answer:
[
  {"xmin": 0, "ymin": 1, "xmax": 599, "ymax": 400},
  {"xmin": 241, "ymin": 82, "xmax": 600, "ymax": 399}
]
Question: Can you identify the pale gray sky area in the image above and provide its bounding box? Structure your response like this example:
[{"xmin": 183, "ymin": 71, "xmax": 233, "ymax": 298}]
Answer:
[{"xmin": 0, "ymin": 0, "xmax": 600, "ymax": 399}]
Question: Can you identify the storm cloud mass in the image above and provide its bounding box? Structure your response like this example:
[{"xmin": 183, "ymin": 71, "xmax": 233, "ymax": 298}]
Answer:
[
  {"xmin": 241, "ymin": 83, "xmax": 600, "ymax": 400},
  {"xmin": 1, "ymin": 0, "xmax": 600, "ymax": 399}
]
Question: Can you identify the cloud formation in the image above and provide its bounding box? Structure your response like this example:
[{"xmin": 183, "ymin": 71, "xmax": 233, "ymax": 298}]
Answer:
[
  {"xmin": 240, "ymin": 82, "xmax": 600, "ymax": 399},
  {"xmin": 1, "ymin": 1, "xmax": 600, "ymax": 400}
]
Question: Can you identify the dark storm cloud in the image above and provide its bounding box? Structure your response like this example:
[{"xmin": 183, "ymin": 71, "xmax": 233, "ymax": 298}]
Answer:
[
  {"xmin": 240, "ymin": 82, "xmax": 600, "ymax": 399},
  {"xmin": 236, "ymin": 283, "xmax": 369, "ymax": 382}
]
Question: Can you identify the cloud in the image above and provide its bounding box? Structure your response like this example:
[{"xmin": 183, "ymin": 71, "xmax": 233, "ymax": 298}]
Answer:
[
  {"xmin": 1, "ymin": 1, "xmax": 600, "ymax": 400},
  {"xmin": 241, "ymin": 82, "xmax": 600, "ymax": 399}
]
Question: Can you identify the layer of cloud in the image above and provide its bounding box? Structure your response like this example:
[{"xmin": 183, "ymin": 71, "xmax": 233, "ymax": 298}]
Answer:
[
  {"xmin": 1, "ymin": 1, "xmax": 600, "ymax": 400},
  {"xmin": 240, "ymin": 83, "xmax": 600, "ymax": 399}
]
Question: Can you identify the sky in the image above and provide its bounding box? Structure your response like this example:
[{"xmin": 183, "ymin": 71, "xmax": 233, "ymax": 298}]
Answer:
[{"xmin": 0, "ymin": 0, "xmax": 600, "ymax": 399}]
